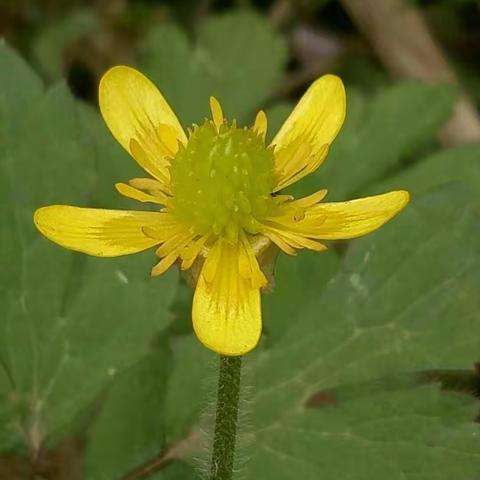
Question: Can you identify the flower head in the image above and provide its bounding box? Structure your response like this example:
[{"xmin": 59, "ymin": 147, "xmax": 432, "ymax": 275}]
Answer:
[{"xmin": 34, "ymin": 66, "xmax": 409, "ymax": 356}]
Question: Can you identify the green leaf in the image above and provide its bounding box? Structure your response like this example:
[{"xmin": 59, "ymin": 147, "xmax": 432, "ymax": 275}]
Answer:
[
  {"xmin": 84, "ymin": 345, "xmax": 170, "ymax": 480},
  {"xmin": 252, "ymin": 384, "xmax": 480, "ymax": 480},
  {"xmin": 33, "ymin": 9, "xmax": 99, "ymax": 80},
  {"xmin": 4, "ymin": 83, "xmax": 96, "ymax": 212},
  {"xmin": 84, "ymin": 340, "xmax": 203, "ymax": 479},
  {"xmin": 167, "ymin": 278, "xmax": 194, "ymax": 337},
  {"xmin": 161, "ymin": 188, "xmax": 480, "ymax": 480},
  {"xmin": 0, "ymin": 41, "xmax": 43, "ymax": 127},
  {"xmin": 244, "ymin": 184, "xmax": 480, "ymax": 479},
  {"xmin": 262, "ymin": 250, "xmax": 340, "ymax": 347},
  {"xmin": 0, "ymin": 43, "xmax": 179, "ymax": 454},
  {"xmin": 76, "ymin": 102, "xmax": 148, "ymax": 208},
  {"xmin": 163, "ymin": 335, "xmax": 211, "ymax": 445},
  {"xmin": 85, "ymin": 331, "xmax": 209, "ymax": 479},
  {"xmin": 161, "ymin": 251, "xmax": 341, "ymax": 455},
  {"xmin": 291, "ymin": 82, "xmax": 456, "ymax": 200},
  {"xmin": 140, "ymin": 10, "xmax": 287, "ymax": 126},
  {"xmin": 161, "ymin": 462, "xmax": 199, "ymax": 479},
  {"xmin": 264, "ymin": 102, "xmax": 292, "ymax": 144},
  {"xmin": 371, "ymin": 143, "xmax": 480, "ymax": 198}
]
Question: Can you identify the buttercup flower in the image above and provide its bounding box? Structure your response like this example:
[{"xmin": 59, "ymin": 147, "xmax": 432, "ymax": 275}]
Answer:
[{"xmin": 34, "ymin": 66, "xmax": 409, "ymax": 356}]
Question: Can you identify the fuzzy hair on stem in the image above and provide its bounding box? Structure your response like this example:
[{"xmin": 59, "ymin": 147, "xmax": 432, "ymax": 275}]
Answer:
[{"xmin": 210, "ymin": 355, "xmax": 242, "ymax": 480}]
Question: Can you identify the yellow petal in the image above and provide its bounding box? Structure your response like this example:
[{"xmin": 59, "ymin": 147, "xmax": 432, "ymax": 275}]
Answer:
[
  {"xmin": 289, "ymin": 189, "xmax": 328, "ymax": 208},
  {"xmin": 128, "ymin": 177, "xmax": 168, "ymax": 194},
  {"xmin": 253, "ymin": 110, "xmax": 268, "ymax": 142},
  {"xmin": 151, "ymin": 252, "xmax": 178, "ymax": 277},
  {"xmin": 238, "ymin": 231, "xmax": 267, "ymax": 288},
  {"xmin": 273, "ymin": 142, "xmax": 329, "ymax": 192},
  {"xmin": 129, "ymin": 138, "xmax": 171, "ymax": 187},
  {"xmin": 269, "ymin": 227, "xmax": 328, "ymax": 251},
  {"xmin": 99, "ymin": 66, "xmax": 185, "ymax": 186},
  {"xmin": 115, "ymin": 182, "xmax": 169, "ymax": 205},
  {"xmin": 155, "ymin": 230, "xmax": 196, "ymax": 258},
  {"xmin": 156, "ymin": 123, "xmax": 181, "ymax": 154},
  {"xmin": 193, "ymin": 240, "xmax": 262, "ymax": 356},
  {"xmin": 262, "ymin": 224, "xmax": 327, "ymax": 254},
  {"xmin": 307, "ymin": 190, "xmax": 410, "ymax": 239},
  {"xmin": 34, "ymin": 205, "xmax": 167, "ymax": 256},
  {"xmin": 99, "ymin": 66, "xmax": 186, "ymax": 152},
  {"xmin": 262, "ymin": 230, "xmax": 297, "ymax": 255},
  {"xmin": 210, "ymin": 96, "xmax": 224, "ymax": 131},
  {"xmin": 180, "ymin": 235, "xmax": 210, "ymax": 270},
  {"xmin": 271, "ymin": 74, "xmax": 346, "ymax": 189}
]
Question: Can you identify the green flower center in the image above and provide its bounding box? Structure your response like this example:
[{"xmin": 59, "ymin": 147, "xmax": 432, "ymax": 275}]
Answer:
[{"xmin": 170, "ymin": 120, "xmax": 276, "ymax": 241}]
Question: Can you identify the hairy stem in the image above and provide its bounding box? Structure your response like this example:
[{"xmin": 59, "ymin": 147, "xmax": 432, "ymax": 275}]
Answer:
[{"xmin": 210, "ymin": 356, "xmax": 242, "ymax": 480}]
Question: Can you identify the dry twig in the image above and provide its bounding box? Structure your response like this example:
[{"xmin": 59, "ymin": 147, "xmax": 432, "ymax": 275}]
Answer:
[{"xmin": 340, "ymin": 0, "xmax": 480, "ymax": 146}]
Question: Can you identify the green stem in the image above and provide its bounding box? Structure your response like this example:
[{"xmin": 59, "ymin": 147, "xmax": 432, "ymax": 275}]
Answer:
[{"xmin": 210, "ymin": 355, "xmax": 242, "ymax": 480}]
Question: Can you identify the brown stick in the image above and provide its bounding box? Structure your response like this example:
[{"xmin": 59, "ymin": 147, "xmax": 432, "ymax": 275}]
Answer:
[{"xmin": 340, "ymin": 0, "xmax": 480, "ymax": 146}]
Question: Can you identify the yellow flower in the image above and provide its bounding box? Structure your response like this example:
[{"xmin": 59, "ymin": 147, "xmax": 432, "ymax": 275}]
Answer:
[{"xmin": 34, "ymin": 66, "xmax": 409, "ymax": 356}]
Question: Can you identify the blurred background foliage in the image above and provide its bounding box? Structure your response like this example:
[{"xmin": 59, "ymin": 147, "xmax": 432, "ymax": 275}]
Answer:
[{"xmin": 1, "ymin": 0, "xmax": 480, "ymax": 479}]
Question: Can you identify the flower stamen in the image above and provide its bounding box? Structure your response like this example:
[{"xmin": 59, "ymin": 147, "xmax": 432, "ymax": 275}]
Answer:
[{"xmin": 169, "ymin": 114, "xmax": 276, "ymax": 240}]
